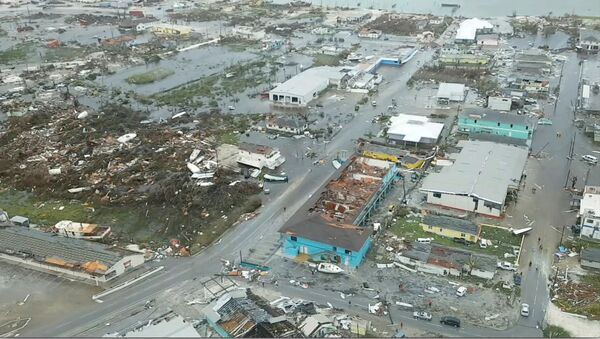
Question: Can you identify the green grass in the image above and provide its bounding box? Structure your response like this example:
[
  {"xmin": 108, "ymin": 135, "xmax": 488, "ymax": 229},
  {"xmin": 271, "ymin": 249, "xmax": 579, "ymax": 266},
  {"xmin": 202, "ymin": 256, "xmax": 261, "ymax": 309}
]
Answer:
[
  {"xmin": 44, "ymin": 47, "xmax": 88, "ymax": 62},
  {"xmin": 543, "ymin": 325, "xmax": 571, "ymax": 338},
  {"xmin": 218, "ymin": 131, "xmax": 240, "ymax": 145},
  {"xmin": 0, "ymin": 42, "xmax": 35, "ymax": 64},
  {"xmin": 390, "ymin": 217, "xmax": 522, "ymax": 258},
  {"xmin": 312, "ymin": 54, "xmax": 342, "ymax": 66},
  {"xmin": 154, "ymin": 74, "xmax": 218, "ymax": 106},
  {"xmin": 126, "ymin": 68, "xmax": 174, "ymax": 85}
]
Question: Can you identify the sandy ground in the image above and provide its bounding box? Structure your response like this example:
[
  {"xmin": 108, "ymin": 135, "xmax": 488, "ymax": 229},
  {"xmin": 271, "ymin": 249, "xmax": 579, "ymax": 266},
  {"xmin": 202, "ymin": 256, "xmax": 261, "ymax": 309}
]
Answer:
[
  {"xmin": 0, "ymin": 262, "xmax": 99, "ymax": 336},
  {"xmin": 546, "ymin": 302, "xmax": 600, "ymax": 337}
]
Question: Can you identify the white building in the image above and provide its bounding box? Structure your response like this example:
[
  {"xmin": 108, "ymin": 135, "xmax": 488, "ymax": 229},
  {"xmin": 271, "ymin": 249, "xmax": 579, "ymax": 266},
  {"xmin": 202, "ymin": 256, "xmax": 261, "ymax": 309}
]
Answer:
[
  {"xmin": 421, "ymin": 140, "xmax": 528, "ymax": 218},
  {"xmin": 0, "ymin": 226, "xmax": 145, "ymax": 284},
  {"xmin": 578, "ymin": 29, "xmax": 600, "ymax": 54},
  {"xmin": 358, "ymin": 28, "xmax": 382, "ymax": 39},
  {"xmin": 237, "ymin": 143, "xmax": 286, "ymax": 170},
  {"xmin": 54, "ymin": 220, "xmax": 111, "ymax": 241},
  {"xmin": 487, "ymin": 96, "xmax": 512, "ymax": 111},
  {"xmin": 437, "ymin": 82, "xmax": 467, "ymax": 104},
  {"xmin": 386, "ymin": 114, "xmax": 444, "ymax": 148},
  {"xmin": 266, "ymin": 116, "xmax": 308, "ymax": 135},
  {"xmin": 455, "ymin": 18, "xmax": 493, "ymax": 44},
  {"xmin": 476, "ymin": 34, "xmax": 499, "ymax": 48},
  {"xmin": 580, "ymin": 186, "xmax": 600, "ymax": 240},
  {"xmin": 269, "ymin": 67, "xmax": 347, "ymax": 107}
]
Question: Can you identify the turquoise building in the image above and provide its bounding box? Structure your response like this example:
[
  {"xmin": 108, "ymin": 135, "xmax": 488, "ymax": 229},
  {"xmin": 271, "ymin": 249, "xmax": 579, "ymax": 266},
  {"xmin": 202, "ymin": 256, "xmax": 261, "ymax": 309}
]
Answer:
[{"xmin": 458, "ymin": 108, "xmax": 534, "ymax": 140}]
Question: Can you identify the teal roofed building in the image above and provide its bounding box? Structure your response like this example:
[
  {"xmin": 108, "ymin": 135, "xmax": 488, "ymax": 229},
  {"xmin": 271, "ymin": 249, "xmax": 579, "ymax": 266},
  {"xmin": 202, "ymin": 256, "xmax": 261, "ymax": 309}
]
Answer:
[{"xmin": 458, "ymin": 108, "xmax": 534, "ymax": 142}]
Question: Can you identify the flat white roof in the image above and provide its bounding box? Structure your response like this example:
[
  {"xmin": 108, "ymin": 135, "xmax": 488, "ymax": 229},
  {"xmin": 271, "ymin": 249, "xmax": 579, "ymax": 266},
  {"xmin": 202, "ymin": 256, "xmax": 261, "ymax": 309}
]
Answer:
[
  {"xmin": 269, "ymin": 66, "xmax": 346, "ymax": 98},
  {"xmin": 437, "ymin": 82, "xmax": 466, "ymax": 100},
  {"xmin": 456, "ymin": 18, "xmax": 493, "ymax": 41},
  {"xmin": 387, "ymin": 114, "xmax": 444, "ymax": 143},
  {"xmin": 421, "ymin": 140, "xmax": 528, "ymax": 204},
  {"xmin": 581, "ymin": 186, "xmax": 600, "ymax": 216}
]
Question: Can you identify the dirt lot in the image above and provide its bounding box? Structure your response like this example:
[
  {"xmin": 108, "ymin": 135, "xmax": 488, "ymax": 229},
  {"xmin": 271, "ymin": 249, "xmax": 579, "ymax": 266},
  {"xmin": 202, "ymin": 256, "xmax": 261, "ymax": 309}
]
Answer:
[{"xmin": 0, "ymin": 262, "xmax": 97, "ymax": 336}]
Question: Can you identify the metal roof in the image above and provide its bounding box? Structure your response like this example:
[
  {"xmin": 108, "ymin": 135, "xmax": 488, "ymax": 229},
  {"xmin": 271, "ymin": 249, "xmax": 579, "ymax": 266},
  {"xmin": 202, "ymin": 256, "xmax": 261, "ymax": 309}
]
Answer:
[
  {"xmin": 455, "ymin": 18, "xmax": 493, "ymax": 41},
  {"xmin": 421, "ymin": 140, "xmax": 528, "ymax": 204},
  {"xmin": 0, "ymin": 226, "xmax": 127, "ymax": 268},
  {"xmin": 436, "ymin": 83, "xmax": 466, "ymax": 100},
  {"xmin": 581, "ymin": 247, "xmax": 600, "ymax": 262},
  {"xmin": 269, "ymin": 66, "xmax": 346, "ymax": 98},
  {"xmin": 423, "ymin": 215, "xmax": 479, "ymax": 235},
  {"xmin": 580, "ymin": 29, "xmax": 600, "ymax": 43},
  {"xmin": 460, "ymin": 108, "xmax": 533, "ymax": 127},
  {"xmin": 279, "ymin": 214, "xmax": 371, "ymax": 252}
]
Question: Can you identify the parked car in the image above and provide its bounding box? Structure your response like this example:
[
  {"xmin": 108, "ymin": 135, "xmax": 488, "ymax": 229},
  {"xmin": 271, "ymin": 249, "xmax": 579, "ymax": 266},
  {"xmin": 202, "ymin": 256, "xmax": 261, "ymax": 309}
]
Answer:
[
  {"xmin": 413, "ymin": 311, "xmax": 432, "ymax": 321},
  {"xmin": 582, "ymin": 154, "xmax": 598, "ymax": 165},
  {"xmin": 453, "ymin": 237, "xmax": 469, "ymax": 245},
  {"xmin": 440, "ymin": 316, "xmax": 461, "ymax": 327},
  {"xmin": 497, "ymin": 261, "xmax": 517, "ymax": 271},
  {"xmin": 521, "ymin": 303, "xmax": 530, "ymax": 317},
  {"xmin": 456, "ymin": 286, "xmax": 467, "ymax": 297}
]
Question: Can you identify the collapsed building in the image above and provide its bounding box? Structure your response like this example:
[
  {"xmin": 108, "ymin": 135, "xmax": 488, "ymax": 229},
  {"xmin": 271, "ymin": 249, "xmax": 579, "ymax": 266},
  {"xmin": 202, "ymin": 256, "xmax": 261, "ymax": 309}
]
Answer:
[{"xmin": 279, "ymin": 155, "xmax": 398, "ymax": 268}]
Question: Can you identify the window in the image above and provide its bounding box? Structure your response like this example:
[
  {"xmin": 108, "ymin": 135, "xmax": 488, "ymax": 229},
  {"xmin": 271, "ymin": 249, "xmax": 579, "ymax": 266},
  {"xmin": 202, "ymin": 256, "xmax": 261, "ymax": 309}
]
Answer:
[
  {"xmin": 526, "ymin": 126, "xmax": 529, "ymax": 130},
  {"xmin": 345, "ymin": 249, "xmax": 351, "ymax": 255},
  {"xmin": 428, "ymin": 225, "xmax": 433, "ymax": 229},
  {"xmin": 497, "ymin": 122, "xmax": 500, "ymax": 126},
  {"xmin": 510, "ymin": 124, "xmax": 513, "ymax": 128},
  {"xmin": 474, "ymin": 120, "xmax": 477, "ymax": 123},
  {"xmin": 433, "ymin": 192, "xmax": 442, "ymax": 198},
  {"xmin": 291, "ymin": 236, "xmax": 297, "ymax": 241}
]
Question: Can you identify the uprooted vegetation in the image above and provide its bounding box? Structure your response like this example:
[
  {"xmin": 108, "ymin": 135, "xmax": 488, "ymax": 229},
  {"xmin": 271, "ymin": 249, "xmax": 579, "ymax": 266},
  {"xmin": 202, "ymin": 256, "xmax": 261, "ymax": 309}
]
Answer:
[
  {"xmin": 408, "ymin": 64, "xmax": 499, "ymax": 96},
  {"xmin": 0, "ymin": 101, "xmax": 263, "ymax": 248},
  {"xmin": 364, "ymin": 14, "xmax": 452, "ymax": 36}
]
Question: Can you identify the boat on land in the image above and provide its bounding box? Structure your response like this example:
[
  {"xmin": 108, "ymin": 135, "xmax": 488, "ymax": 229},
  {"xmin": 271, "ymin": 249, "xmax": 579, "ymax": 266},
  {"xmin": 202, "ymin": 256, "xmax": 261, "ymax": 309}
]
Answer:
[{"xmin": 317, "ymin": 262, "xmax": 344, "ymax": 274}]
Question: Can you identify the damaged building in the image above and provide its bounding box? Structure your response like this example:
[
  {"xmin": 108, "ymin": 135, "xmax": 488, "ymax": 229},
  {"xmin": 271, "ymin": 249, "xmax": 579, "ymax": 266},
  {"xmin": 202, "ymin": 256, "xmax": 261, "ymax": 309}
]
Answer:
[
  {"xmin": 203, "ymin": 288, "xmax": 301, "ymax": 338},
  {"xmin": 279, "ymin": 156, "xmax": 398, "ymax": 268},
  {"xmin": 269, "ymin": 66, "xmax": 349, "ymax": 107},
  {"xmin": 237, "ymin": 142, "xmax": 286, "ymax": 171}
]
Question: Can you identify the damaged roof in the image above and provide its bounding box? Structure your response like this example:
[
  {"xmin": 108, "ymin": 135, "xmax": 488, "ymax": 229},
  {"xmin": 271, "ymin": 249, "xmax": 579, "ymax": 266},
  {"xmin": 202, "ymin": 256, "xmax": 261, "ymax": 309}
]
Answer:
[
  {"xmin": 279, "ymin": 214, "xmax": 371, "ymax": 252},
  {"xmin": 580, "ymin": 28, "xmax": 600, "ymax": 43},
  {"xmin": 267, "ymin": 116, "xmax": 307, "ymax": 129},
  {"xmin": 238, "ymin": 142, "xmax": 275, "ymax": 155},
  {"xmin": 422, "ymin": 215, "xmax": 479, "ymax": 235},
  {"xmin": 0, "ymin": 226, "xmax": 133, "ymax": 271},
  {"xmin": 460, "ymin": 108, "xmax": 533, "ymax": 127},
  {"xmin": 420, "ymin": 140, "xmax": 528, "ymax": 204}
]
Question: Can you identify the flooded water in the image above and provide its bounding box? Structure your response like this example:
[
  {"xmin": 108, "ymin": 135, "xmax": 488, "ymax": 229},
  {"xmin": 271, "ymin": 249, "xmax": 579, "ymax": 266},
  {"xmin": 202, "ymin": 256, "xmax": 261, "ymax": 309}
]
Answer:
[{"xmin": 272, "ymin": 0, "xmax": 599, "ymax": 17}]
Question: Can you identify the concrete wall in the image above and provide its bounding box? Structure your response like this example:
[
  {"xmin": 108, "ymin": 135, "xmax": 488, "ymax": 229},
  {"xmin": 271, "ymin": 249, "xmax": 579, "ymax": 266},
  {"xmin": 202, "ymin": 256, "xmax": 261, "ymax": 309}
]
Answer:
[
  {"xmin": 0, "ymin": 253, "xmax": 104, "ymax": 283},
  {"xmin": 426, "ymin": 192, "xmax": 502, "ymax": 217},
  {"xmin": 104, "ymin": 254, "xmax": 146, "ymax": 281},
  {"xmin": 282, "ymin": 234, "xmax": 371, "ymax": 269},
  {"xmin": 421, "ymin": 223, "xmax": 478, "ymax": 242}
]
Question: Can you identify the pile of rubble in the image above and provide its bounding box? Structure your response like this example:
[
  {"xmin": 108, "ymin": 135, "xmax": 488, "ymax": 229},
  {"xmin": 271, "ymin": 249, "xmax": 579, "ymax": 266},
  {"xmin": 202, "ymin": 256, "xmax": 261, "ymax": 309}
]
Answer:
[{"xmin": 553, "ymin": 278, "xmax": 600, "ymax": 318}]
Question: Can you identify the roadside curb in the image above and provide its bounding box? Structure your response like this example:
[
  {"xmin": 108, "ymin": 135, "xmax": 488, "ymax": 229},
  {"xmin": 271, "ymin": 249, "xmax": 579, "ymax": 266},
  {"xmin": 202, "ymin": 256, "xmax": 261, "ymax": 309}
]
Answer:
[{"xmin": 92, "ymin": 266, "xmax": 164, "ymax": 301}]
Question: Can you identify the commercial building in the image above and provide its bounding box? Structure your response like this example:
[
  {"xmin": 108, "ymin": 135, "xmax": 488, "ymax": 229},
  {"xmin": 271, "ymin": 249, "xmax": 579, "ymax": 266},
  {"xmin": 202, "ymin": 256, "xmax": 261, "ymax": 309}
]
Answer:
[
  {"xmin": 508, "ymin": 76, "xmax": 550, "ymax": 97},
  {"xmin": 421, "ymin": 215, "xmax": 480, "ymax": 243},
  {"xmin": 514, "ymin": 50, "xmax": 553, "ymax": 75},
  {"xmin": 420, "ymin": 140, "xmax": 528, "ymax": 218},
  {"xmin": 476, "ymin": 33, "xmax": 499, "ymax": 48},
  {"xmin": 203, "ymin": 288, "xmax": 301, "ymax": 338},
  {"xmin": 580, "ymin": 186, "xmax": 600, "ymax": 241},
  {"xmin": 265, "ymin": 116, "xmax": 308, "ymax": 135},
  {"xmin": 436, "ymin": 82, "xmax": 467, "ymax": 104},
  {"xmin": 487, "ymin": 96, "xmax": 512, "ymax": 111},
  {"xmin": 280, "ymin": 156, "xmax": 398, "ymax": 268},
  {"xmin": 386, "ymin": 114, "xmax": 444, "ymax": 148},
  {"xmin": 237, "ymin": 142, "xmax": 286, "ymax": 170},
  {"xmin": 578, "ymin": 28, "xmax": 600, "ymax": 54},
  {"xmin": 581, "ymin": 247, "xmax": 600, "ymax": 270},
  {"xmin": 269, "ymin": 67, "xmax": 347, "ymax": 107},
  {"xmin": 0, "ymin": 225, "xmax": 145, "ymax": 284},
  {"xmin": 580, "ymin": 60, "xmax": 600, "ymax": 114},
  {"xmin": 454, "ymin": 18, "xmax": 493, "ymax": 44},
  {"xmin": 458, "ymin": 108, "xmax": 534, "ymax": 141}
]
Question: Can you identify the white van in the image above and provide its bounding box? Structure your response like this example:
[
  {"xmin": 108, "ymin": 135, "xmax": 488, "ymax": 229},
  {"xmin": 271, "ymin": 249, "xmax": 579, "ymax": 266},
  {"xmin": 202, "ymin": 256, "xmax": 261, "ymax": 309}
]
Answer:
[
  {"xmin": 582, "ymin": 155, "xmax": 598, "ymax": 165},
  {"xmin": 417, "ymin": 238, "xmax": 432, "ymax": 244},
  {"xmin": 456, "ymin": 286, "xmax": 467, "ymax": 297}
]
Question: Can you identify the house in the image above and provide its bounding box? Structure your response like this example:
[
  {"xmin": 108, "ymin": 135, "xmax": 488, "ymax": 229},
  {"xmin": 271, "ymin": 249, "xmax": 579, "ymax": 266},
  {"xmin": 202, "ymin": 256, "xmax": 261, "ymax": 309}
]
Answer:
[
  {"xmin": 458, "ymin": 108, "xmax": 534, "ymax": 141},
  {"xmin": 581, "ymin": 80, "xmax": 600, "ymax": 114},
  {"xmin": 436, "ymin": 83, "xmax": 467, "ymax": 104},
  {"xmin": 421, "ymin": 215, "xmax": 480, "ymax": 243},
  {"xmin": 299, "ymin": 314, "xmax": 337, "ymax": 337},
  {"xmin": 514, "ymin": 50, "xmax": 553, "ymax": 75},
  {"xmin": 386, "ymin": 114, "xmax": 444, "ymax": 148},
  {"xmin": 0, "ymin": 225, "xmax": 145, "ymax": 284},
  {"xmin": 580, "ymin": 186, "xmax": 600, "ymax": 241},
  {"xmin": 420, "ymin": 140, "xmax": 528, "ymax": 218},
  {"xmin": 203, "ymin": 288, "xmax": 300, "ymax": 338},
  {"xmin": 280, "ymin": 214, "xmax": 373, "ymax": 269},
  {"xmin": 53, "ymin": 220, "xmax": 111, "ymax": 241},
  {"xmin": 237, "ymin": 142, "xmax": 285, "ymax": 170},
  {"xmin": 358, "ymin": 28, "xmax": 382, "ymax": 39},
  {"xmin": 487, "ymin": 96, "xmax": 512, "ymax": 111},
  {"xmin": 470, "ymin": 253, "xmax": 497, "ymax": 280},
  {"xmin": 266, "ymin": 116, "xmax": 308, "ymax": 135},
  {"xmin": 454, "ymin": 18, "xmax": 493, "ymax": 44},
  {"xmin": 279, "ymin": 155, "xmax": 398, "ymax": 268},
  {"xmin": 269, "ymin": 67, "xmax": 348, "ymax": 107},
  {"xmin": 105, "ymin": 311, "xmax": 201, "ymax": 337},
  {"xmin": 581, "ymin": 247, "xmax": 600, "ymax": 270},
  {"xmin": 509, "ymin": 77, "xmax": 550, "ymax": 96},
  {"xmin": 476, "ymin": 34, "xmax": 499, "ymax": 48},
  {"xmin": 578, "ymin": 29, "xmax": 600, "ymax": 54},
  {"xmin": 438, "ymin": 54, "xmax": 490, "ymax": 69}
]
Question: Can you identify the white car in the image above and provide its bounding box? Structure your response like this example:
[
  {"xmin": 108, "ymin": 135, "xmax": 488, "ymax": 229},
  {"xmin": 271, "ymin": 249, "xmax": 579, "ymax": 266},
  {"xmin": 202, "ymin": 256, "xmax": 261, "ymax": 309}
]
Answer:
[
  {"xmin": 456, "ymin": 286, "xmax": 467, "ymax": 297},
  {"xmin": 497, "ymin": 261, "xmax": 517, "ymax": 271},
  {"xmin": 413, "ymin": 311, "xmax": 432, "ymax": 321},
  {"xmin": 521, "ymin": 303, "xmax": 530, "ymax": 317},
  {"xmin": 582, "ymin": 155, "xmax": 598, "ymax": 165}
]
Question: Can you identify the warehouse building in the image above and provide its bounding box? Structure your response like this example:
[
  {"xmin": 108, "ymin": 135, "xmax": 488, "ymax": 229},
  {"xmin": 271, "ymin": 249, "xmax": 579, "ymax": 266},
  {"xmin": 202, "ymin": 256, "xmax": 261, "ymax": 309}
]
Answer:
[
  {"xmin": 386, "ymin": 114, "xmax": 444, "ymax": 148},
  {"xmin": 420, "ymin": 140, "xmax": 528, "ymax": 218},
  {"xmin": 436, "ymin": 82, "xmax": 467, "ymax": 104},
  {"xmin": 0, "ymin": 225, "xmax": 145, "ymax": 284},
  {"xmin": 269, "ymin": 67, "xmax": 348, "ymax": 107},
  {"xmin": 454, "ymin": 18, "xmax": 493, "ymax": 44}
]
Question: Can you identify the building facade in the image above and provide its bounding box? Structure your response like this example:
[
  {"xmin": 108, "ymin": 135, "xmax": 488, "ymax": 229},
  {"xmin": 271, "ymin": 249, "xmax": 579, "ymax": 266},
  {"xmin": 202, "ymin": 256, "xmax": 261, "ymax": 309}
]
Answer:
[
  {"xmin": 420, "ymin": 215, "xmax": 480, "ymax": 242},
  {"xmin": 237, "ymin": 143, "xmax": 285, "ymax": 170},
  {"xmin": 458, "ymin": 109, "xmax": 533, "ymax": 140}
]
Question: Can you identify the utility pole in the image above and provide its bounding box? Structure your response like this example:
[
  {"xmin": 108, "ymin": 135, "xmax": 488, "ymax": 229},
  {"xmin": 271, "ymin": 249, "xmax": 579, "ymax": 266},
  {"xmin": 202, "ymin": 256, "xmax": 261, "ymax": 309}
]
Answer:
[
  {"xmin": 553, "ymin": 225, "xmax": 567, "ymax": 284},
  {"xmin": 564, "ymin": 135, "xmax": 576, "ymax": 189}
]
